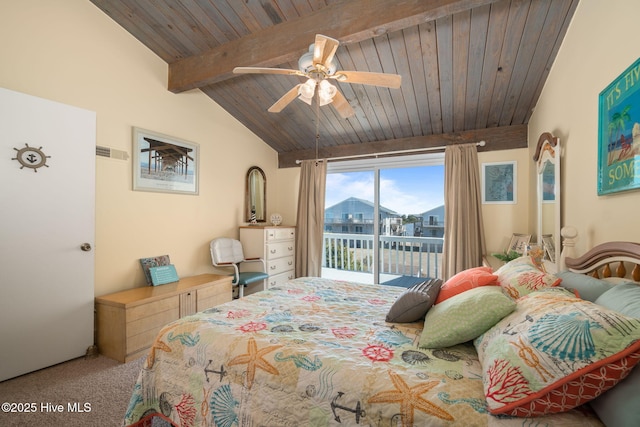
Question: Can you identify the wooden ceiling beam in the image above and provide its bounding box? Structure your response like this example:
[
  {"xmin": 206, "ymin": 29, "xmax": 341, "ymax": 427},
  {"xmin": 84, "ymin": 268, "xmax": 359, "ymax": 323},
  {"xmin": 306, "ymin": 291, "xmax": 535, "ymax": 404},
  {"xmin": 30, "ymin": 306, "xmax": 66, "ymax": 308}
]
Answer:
[
  {"xmin": 277, "ymin": 124, "xmax": 527, "ymax": 168},
  {"xmin": 168, "ymin": 0, "xmax": 500, "ymax": 93}
]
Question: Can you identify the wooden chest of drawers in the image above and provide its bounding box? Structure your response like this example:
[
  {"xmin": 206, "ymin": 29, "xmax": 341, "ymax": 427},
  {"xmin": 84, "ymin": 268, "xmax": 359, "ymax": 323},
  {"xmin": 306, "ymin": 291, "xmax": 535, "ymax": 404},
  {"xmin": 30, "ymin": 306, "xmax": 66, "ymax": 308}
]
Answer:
[
  {"xmin": 95, "ymin": 274, "xmax": 232, "ymax": 362},
  {"xmin": 240, "ymin": 226, "xmax": 295, "ymax": 293}
]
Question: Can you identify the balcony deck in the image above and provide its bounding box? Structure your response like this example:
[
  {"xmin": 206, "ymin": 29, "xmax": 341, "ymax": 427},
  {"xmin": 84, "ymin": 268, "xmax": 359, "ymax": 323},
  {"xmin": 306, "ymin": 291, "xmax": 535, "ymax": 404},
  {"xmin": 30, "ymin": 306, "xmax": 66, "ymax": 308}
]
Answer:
[
  {"xmin": 321, "ymin": 267, "xmax": 428, "ymax": 287},
  {"xmin": 321, "ymin": 232, "xmax": 443, "ymax": 287}
]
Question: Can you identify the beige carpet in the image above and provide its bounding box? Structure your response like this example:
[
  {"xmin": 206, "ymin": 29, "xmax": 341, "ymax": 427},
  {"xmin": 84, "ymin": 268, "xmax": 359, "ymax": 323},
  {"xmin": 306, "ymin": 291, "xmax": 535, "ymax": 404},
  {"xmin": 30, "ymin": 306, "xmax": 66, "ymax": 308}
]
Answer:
[{"xmin": 0, "ymin": 354, "xmax": 145, "ymax": 427}]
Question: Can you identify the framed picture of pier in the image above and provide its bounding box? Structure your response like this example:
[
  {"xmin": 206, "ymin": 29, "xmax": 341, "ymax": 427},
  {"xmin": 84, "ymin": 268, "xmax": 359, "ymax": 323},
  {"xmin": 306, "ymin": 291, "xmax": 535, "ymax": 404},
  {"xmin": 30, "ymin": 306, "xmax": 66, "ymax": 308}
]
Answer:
[
  {"xmin": 133, "ymin": 127, "xmax": 199, "ymax": 195},
  {"xmin": 598, "ymin": 57, "xmax": 640, "ymax": 195}
]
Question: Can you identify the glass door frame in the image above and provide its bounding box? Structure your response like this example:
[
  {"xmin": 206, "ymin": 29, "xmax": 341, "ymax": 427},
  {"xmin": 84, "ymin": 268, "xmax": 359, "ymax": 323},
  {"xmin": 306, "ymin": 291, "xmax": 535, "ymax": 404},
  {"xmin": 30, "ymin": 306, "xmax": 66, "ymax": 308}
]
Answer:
[{"xmin": 326, "ymin": 153, "xmax": 444, "ymax": 284}]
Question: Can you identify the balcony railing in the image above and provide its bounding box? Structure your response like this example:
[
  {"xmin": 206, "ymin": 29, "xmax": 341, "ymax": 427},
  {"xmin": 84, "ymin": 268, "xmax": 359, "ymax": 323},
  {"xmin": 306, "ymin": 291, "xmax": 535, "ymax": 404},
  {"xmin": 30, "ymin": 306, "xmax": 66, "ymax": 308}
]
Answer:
[
  {"xmin": 324, "ymin": 218, "xmax": 375, "ymax": 224},
  {"xmin": 322, "ymin": 232, "xmax": 444, "ymax": 281}
]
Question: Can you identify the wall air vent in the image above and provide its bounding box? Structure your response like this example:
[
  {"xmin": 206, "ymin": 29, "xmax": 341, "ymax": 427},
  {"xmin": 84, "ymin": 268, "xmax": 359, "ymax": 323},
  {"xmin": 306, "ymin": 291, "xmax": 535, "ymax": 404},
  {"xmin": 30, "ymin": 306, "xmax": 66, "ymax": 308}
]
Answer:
[{"xmin": 96, "ymin": 146, "xmax": 129, "ymax": 160}]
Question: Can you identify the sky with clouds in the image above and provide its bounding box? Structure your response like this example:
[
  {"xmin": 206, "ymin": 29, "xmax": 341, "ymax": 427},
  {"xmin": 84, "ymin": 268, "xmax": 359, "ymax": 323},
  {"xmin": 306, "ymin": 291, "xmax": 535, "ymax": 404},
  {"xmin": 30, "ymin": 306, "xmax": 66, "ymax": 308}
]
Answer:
[{"xmin": 325, "ymin": 165, "xmax": 444, "ymax": 216}]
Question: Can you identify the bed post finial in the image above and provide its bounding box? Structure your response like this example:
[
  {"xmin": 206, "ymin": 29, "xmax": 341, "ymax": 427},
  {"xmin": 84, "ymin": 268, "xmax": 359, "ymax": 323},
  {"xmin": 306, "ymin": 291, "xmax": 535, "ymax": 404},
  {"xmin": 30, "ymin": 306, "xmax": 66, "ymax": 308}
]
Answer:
[{"xmin": 559, "ymin": 226, "xmax": 578, "ymax": 271}]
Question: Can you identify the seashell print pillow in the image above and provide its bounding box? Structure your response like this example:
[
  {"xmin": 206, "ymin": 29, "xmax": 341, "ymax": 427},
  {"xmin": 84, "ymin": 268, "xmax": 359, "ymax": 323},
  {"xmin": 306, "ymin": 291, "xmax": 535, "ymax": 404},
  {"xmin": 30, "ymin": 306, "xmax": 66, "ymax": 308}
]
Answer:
[
  {"xmin": 473, "ymin": 287, "xmax": 640, "ymax": 417},
  {"xmin": 495, "ymin": 256, "xmax": 561, "ymax": 300}
]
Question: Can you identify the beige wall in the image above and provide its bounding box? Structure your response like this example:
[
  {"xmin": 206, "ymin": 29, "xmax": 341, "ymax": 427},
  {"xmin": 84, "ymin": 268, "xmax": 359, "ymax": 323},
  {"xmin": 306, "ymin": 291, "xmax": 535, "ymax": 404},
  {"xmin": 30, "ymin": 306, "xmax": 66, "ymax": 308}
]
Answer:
[
  {"xmin": 529, "ymin": 0, "xmax": 640, "ymax": 256},
  {"xmin": 478, "ymin": 148, "xmax": 531, "ymax": 268},
  {"xmin": 0, "ymin": 0, "xmax": 282, "ymax": 296}
]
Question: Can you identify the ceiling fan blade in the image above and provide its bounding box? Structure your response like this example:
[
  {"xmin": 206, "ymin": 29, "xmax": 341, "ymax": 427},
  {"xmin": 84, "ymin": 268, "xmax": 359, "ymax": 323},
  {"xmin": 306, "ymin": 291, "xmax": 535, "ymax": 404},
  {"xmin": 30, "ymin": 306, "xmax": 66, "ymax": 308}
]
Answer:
[
  {"xmin": 233, "ymin": 66, "xmax": 304, "ymax": 77},
  {"xmin": 313, "ymin": 34, "xmax": 339, "ymax": 68},
  {"xmin": 332, "ymin": 70, "xmax": 402, "ymax": 89},
  {"xmin": 268, "ymin": 84, "xmax": 302, "ymax": 113},
  {"xmin": 331, "ymin": 91, "xmax": 355, "ymax": 119}
]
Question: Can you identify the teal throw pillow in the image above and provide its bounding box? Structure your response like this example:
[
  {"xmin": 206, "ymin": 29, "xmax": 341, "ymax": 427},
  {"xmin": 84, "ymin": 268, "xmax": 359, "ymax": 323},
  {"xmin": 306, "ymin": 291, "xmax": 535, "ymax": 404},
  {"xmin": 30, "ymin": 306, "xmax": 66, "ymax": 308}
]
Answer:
[
  {"xmin": 595, "ymin": 282, "xmax": 640, "ymax": 318},
  {"xmin": 589, "ymin": 282, "xmax": 640, "ymax": 426},
  {"xmin": 556, "ymin": 270, "xmax": 613, "ymax": 302},
  {"xmin": 589, "ymin": 366, "xmax": 640, "ymax": 427}
]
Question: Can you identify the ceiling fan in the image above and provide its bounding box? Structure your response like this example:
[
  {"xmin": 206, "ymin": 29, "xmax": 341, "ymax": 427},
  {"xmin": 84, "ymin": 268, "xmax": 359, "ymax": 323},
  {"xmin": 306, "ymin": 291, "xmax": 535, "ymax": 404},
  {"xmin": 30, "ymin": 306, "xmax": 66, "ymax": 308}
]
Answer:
[{"xmin": 233, "ymin": 34, "xmax": 402, "ymax": 119}]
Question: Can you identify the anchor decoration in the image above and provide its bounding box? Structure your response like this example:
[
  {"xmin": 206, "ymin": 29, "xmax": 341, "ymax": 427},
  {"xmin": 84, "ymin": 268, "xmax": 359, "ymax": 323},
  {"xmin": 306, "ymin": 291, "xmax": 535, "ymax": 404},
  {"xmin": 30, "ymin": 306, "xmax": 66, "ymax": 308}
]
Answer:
[
  {"xmin": 331, "ymin": 392, "xmax": 365, "ymax": 424},
  {"xmin": 204, "ymin": 360, "xmax": 227, "ymax": 383},
  {"xmin": 12, "ymin": 143, "xmax": 51, "ymax": 172}
]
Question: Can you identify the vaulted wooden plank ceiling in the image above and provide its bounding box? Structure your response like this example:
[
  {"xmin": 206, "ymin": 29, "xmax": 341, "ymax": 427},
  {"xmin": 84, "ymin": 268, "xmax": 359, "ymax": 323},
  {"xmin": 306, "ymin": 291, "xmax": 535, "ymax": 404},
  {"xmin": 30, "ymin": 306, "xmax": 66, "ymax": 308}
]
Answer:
[{"xmin": 90, "ymin": 0, "xmax": 579, "ymax": 168}]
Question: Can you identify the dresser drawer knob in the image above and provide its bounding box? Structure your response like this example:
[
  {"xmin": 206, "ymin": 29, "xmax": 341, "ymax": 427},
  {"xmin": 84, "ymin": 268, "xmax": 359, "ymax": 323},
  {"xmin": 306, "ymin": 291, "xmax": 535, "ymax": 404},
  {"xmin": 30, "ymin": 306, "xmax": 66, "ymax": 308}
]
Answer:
[
  {"xmin": 270, "ymin": 249, "xmax": 277, "ymax": 254},
  {"xmin": 270, "ymin": 265, "xmax": 277, "ymax": 270}
]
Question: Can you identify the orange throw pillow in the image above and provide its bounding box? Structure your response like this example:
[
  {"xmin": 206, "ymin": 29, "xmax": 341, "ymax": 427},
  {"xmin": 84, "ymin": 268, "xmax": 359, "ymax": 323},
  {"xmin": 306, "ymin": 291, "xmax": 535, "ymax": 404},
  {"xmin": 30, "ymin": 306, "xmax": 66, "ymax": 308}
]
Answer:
[{"xmin": 435, "ymin": 266, "xmax": 498, "ymax": 304}]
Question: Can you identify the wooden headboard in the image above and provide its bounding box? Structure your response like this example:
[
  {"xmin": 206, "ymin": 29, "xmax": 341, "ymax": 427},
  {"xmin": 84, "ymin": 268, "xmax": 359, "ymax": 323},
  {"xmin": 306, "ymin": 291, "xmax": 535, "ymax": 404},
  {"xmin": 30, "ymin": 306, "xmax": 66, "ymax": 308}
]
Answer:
[{"xmin": 560, "ymin": 228, "xmax": 640, "ymax": 282}]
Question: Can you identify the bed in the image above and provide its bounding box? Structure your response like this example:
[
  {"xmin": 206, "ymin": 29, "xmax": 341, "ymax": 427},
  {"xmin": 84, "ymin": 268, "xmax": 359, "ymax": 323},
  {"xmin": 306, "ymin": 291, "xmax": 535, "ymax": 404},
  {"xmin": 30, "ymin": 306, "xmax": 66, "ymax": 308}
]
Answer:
[{"xmin": 123, "ymin": 238, "xmax": 640, "ymax": 427}]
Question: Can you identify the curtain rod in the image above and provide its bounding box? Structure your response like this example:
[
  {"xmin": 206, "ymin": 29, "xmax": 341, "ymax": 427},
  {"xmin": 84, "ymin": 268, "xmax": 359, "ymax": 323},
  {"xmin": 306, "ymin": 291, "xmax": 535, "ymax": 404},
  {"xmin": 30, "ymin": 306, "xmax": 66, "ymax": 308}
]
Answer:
[{"xmin": 295, "ymin": 140, "xmax": 486, "ymax": 164}]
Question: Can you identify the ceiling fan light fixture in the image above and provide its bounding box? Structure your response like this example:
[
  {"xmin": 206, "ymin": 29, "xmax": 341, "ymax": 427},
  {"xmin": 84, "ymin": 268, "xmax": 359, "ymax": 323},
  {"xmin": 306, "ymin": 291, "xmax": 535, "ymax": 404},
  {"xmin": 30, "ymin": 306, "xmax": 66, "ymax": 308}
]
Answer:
[
  {"xmin": 318, "ymin": 95, "xmax": 333, "ymax": 106},
  {"xmin": 318, "ymin": 80, "xmax": 337, "ymax": 106},
  {"xmin": 298, "ymin": 78, "xmax": 316, "ymax": 99},
  {"xmin": 298, "ymin": 93, "xmax": 313, "ymax": 105},
  {"xmin": 298, "ymin": 79, "xmax": 315, "ymax": 105}
]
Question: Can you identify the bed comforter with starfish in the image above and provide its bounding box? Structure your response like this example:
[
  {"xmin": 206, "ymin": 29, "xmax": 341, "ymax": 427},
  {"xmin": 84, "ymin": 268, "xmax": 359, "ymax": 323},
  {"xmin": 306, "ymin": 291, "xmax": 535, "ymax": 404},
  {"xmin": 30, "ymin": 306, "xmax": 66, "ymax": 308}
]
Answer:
[{"xmin": 123, "ymin": 277, "xmax": 603, "ymax": 427}]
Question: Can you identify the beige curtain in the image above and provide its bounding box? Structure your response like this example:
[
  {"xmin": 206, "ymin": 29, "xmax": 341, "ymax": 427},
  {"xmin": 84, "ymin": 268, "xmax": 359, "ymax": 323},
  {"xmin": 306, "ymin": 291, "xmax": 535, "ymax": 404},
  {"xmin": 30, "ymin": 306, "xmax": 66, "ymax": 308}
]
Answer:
[
  {"xmin": 295, "ymin": 160, "xmax": 327, "ymax": 277},
  {"xmin": 442, "ymin": 143, "xmax": 487, "ymax": 280}
]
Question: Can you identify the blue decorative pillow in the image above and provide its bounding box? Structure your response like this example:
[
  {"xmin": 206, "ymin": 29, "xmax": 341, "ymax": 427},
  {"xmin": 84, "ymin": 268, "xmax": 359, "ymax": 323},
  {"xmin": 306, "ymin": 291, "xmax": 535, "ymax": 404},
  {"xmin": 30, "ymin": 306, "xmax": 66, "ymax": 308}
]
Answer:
[
  {"xmin": 589, "ymin": 357, "xmax": 640, "ymax": 427},
  {"xmin": 556, "ymin": 270, "xmax": 613, "ymax": 302},
  {"xmin": 595, "ymin": 282, "xmax": 640, "ymax": 318},
  {"xmin": 589, "ymin": 282, "xmax": 640, "ymax": 426}
]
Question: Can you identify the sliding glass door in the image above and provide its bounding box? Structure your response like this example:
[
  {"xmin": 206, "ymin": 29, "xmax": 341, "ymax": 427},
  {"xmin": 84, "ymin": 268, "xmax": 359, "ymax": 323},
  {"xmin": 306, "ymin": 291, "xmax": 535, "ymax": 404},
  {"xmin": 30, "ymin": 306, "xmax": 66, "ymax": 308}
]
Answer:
[
  {"xmin": 323, "ymin": 170, "xmax": 376, "ymax": 284},
  {"xmin": 322, "ymin": 154, "xmax": 444, "ymax": 285},
  {"xmin": 377, "ymin": 165, "xmax": 445, "ymax": 286}
]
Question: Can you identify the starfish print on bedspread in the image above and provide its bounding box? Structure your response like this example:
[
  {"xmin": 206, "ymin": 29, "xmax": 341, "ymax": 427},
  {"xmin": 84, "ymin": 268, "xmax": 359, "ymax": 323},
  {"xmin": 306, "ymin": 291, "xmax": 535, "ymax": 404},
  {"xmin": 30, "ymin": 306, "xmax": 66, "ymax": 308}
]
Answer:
[
  {"xmin": 228, "ymin": 337, "xmax": 283, "ymax": 389},
  {"xmin": 145, "ymin": 340, "xmax": 171, "ymax": 369},
  {"xmin": 368, "ymin": 370, "xmax": 454, "ymax": 425}
]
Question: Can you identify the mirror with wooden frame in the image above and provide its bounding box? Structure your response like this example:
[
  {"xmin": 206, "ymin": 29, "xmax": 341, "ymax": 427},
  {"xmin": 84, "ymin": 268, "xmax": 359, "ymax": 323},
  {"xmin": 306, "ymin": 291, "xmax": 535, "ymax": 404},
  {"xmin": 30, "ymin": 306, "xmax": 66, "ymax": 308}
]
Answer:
[
  {"xmin": 245, "ymin": 166, "xmax": 266, "ymax": 223},
  {"xmin": 533, "ymin": 132, "xmax": 561, "ymax": 269}
]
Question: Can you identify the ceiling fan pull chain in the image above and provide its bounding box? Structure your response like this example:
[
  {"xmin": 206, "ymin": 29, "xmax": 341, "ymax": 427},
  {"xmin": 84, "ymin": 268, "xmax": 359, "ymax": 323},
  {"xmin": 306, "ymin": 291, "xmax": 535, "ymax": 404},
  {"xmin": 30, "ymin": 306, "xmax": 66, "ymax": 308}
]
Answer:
[{"xmin": 315, "ymin": 89, "xmax": 320, "ymax": 165}]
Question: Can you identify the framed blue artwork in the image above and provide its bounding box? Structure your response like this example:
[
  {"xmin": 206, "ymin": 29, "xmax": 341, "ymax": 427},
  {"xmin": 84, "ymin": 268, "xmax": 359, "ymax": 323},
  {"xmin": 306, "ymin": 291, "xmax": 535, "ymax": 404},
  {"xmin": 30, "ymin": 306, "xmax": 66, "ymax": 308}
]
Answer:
[
  {"xmin": 482, "ymin": 161, "xmax": 516, "ymax": 204},
  {"xmin": 598, "ymin": 57, "xmax": 640, "ymax": 195}
]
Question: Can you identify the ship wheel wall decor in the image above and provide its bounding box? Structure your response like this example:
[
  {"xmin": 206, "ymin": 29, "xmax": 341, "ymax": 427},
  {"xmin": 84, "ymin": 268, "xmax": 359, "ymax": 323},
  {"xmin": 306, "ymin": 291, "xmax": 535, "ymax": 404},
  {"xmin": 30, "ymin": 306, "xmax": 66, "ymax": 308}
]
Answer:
[{"xmin": 12, "ymin": 143, "xmax": 51, "ymax": 172}]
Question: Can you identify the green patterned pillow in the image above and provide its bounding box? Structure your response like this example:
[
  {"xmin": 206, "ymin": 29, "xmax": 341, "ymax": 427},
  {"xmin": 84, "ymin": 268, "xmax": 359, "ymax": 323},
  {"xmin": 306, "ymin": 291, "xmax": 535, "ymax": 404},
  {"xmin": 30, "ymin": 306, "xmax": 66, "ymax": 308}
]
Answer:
[
  {"xmin": 418, "ymin": 286, "xmax": 516, "ymax": 348},
  {"xmin": 474, "ymin": 288, "xmax": 640, "ymax": 417}
]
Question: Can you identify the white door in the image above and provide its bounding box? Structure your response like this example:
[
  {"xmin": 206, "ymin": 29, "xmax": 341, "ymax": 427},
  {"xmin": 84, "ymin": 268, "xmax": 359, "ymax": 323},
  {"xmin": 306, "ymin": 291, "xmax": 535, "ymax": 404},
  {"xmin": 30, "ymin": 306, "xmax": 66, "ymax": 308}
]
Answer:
[{"xmin": 0, "ymin": 87, "xmax": 95, "ymax": 381}]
